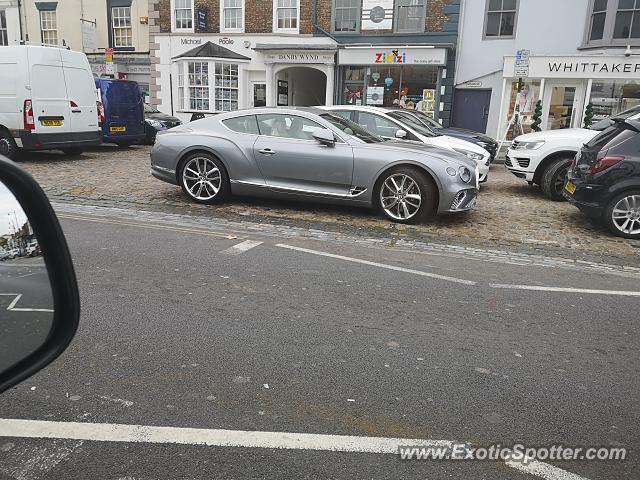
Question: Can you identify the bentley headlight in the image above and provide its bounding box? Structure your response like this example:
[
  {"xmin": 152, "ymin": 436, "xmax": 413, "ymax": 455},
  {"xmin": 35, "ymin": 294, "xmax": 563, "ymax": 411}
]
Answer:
[
  {"xmin": 458, "ymin": 166, "xmax": 472, "ymax": 183},
  {"xmin": 453, "ymin": 148, "xmax": 483, "ymax": 162}
]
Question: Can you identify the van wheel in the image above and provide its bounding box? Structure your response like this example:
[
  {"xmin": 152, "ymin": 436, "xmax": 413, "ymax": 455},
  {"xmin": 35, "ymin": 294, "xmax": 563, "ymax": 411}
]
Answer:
[
  {"xmin": 61, "ymin": 148, "xmax": 84, "ymax": 156},
  {"xmin": 541, "ymin": 156, "xmax": 573, "ymax": 201},
  {"xmin": 0, "ymin": 130, "xmax": 18, "ymax": 160}
]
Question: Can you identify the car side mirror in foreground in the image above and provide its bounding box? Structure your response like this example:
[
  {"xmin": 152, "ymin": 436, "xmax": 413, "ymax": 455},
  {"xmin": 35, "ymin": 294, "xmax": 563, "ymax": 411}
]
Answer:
[
  {"xmin": 312, "ymin": 128, "xmax": 336, "ymax": 146},
  {"xmin": 0, "ymin": 154, "xmax": 79, "ymax": 394},
  {"xmin": 395, "ymin": 129, "xmax": 407, "ymax": 139}
]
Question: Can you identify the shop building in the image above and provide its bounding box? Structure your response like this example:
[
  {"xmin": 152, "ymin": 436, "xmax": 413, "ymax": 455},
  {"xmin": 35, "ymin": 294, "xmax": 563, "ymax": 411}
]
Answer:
[
  {"xmin": 455, "ymin": 0, "xmax": 640, "ymax": 139},
  {"xmin": 148, "ymin": 0, "xmax": 461, "ymax": 125}
]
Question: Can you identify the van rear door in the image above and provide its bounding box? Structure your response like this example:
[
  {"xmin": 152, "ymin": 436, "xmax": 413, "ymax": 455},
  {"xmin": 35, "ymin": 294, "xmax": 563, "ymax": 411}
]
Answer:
[
  {"xmin": 28, "ymin": 47, "xmax": 71, "ymax": 136},
  {"xmin": 102, "ymin": 80, "xmax": 144, "ymax": 137},
  {"xmin": 60, "ymin": 49, "xmax": 99, "ymax": 134}
]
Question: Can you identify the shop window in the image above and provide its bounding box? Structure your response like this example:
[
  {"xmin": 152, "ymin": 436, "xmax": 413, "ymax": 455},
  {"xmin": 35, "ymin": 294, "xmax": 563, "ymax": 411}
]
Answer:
[
  {"xmin": 614, "ymin": 0, "xmax": 640, "ymax": 39},
  {"xmin": 395, "ymin": 0, "xmax": 426, "ymax": 33},
  {"xmin": 214, "ymin": 63, "xmax": 239, "ymax": 112},
  {"xmin": 173, "ymin": 0, "xmax": 193, "ymax": 31},
  {"xmin": 221, "ymin": 0, "xmax": 244, "ymax": 32},
  {"xmin": 589, "ymin": 79, "xmax": 640, "ymax": 123},
  {"xmin": 484, "ymin": 0, "xmax": 518, "ymax": 38},
  {"xmin": 332, "ymin": 0, "xmax": 360, "ymax": 32},
  {"xmin": 501, "ymin": 80, "xmax": 541, "ymax": 139},
  {"xmin": 584, "ymin": 0, "xmax": 640, "ymax": 46},
  {"xmin": 0, "ymin": 10, "xmax": 8, "ymax": 46},
  {"xmin": 274, "ymin": 0, "xmax": 299, "ymax": 32},
  {"xmin": 177, "ymin": 68, "xmax": 185, "ymax": 110},
  {"xmin": 188, "ymin": 62, "xmax": 209, "ymax": 111},
  {"xmin": 39, "ymin": 10, "xmax": 58, "ymax": 45},
  {"xmin": 112, "ymin": 7, "xmax": 132, "ymax": 48}
]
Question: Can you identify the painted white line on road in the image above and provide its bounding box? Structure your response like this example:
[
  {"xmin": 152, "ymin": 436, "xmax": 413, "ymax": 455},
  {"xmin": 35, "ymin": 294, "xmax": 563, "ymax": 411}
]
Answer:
[
  {"xmin": 491, "ymin": 284, "xmax": 640, "ymax": 297},
  {"xmin": 0, "ymin": 293, "xmax": 54, "ymax": 313},
  {"xmin": 276, "ymin": 244, "xmax": 476, "ymax": 286},
  {"xmin": 0, "ymin": 419, "xmax": 590, "ymax": 480},
  {"xmin": 15, "ymin": 272, "xmax": 38, "ymax": 278},
  {"xmin": 220, "ymin": 240, "xmax": 263, "ymax": 256}
]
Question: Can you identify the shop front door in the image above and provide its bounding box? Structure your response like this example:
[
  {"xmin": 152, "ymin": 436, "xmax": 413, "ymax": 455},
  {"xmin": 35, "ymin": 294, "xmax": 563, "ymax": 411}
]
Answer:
[{"xmin": 542, "ymin": 81, "xmax": 585, "ymax": 130}]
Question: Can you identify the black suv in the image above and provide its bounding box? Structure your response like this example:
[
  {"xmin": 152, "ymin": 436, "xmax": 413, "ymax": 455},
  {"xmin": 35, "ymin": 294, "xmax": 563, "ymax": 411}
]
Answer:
[{"xmin": 564, "ymin": 113, "xmax": 640, "ymax": 239}]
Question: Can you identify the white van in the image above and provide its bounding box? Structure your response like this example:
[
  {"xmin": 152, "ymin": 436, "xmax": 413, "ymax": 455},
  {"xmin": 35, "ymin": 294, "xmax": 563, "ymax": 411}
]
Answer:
[{"xmin": 0, "ymin": 45, "xmax": 101, "ymax": 158}]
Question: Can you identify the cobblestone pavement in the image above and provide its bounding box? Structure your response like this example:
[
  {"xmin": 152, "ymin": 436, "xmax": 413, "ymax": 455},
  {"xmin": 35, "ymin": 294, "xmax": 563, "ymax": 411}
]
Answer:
[{"xmin": 15, "ymin": 145, "xmax": 640, "ymax": 262}]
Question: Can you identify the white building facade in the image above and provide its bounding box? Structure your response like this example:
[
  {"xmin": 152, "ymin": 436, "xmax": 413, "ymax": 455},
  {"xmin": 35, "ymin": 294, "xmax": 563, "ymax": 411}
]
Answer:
[
  {"xmin": 0, "ymin": 0, "xmax": 21, "ymax": 46},
  {"xmin": 454, "ymin": 0, "xmax": 640, "ymax": 139}
]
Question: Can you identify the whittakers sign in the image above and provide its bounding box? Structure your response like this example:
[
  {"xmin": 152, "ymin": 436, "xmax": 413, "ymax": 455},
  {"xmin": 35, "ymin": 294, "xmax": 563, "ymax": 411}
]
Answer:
[{"xmin": 504, "ymin": 55, "xmax": 640, "ymax": 79}]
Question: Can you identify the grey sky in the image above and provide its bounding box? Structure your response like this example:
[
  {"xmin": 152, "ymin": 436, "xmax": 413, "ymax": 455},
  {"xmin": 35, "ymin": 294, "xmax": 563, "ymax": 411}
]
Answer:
[{"xmin": 0, "ymin": 183, "xmax": 28, "ymax": 237}]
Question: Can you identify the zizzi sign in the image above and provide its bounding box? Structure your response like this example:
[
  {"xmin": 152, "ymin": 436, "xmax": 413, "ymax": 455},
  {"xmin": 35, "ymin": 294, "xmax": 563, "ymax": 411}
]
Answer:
[
  {"xmin": 375, "ymin": 50, "xmax": 406, "ymax": 64},
  {"xmin": 338, "ymin": 47, "xmax": 446, "ymax": 66},
  {"xmin": 505, "ymin": 55, "xmax": 640, "ymax": 79}
]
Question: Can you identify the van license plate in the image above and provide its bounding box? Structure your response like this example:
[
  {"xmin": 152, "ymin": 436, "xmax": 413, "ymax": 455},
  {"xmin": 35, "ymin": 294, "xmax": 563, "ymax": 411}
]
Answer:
[
  {"xmin": 110, "ymin": 126, "xmax": 126, "ymax": 132},
  {"xmin": 564, "ymin": 181, "xmax": 576, "ymax": 194},
  {"xmin": 42, "ymin": 120, "xmax": 63, "ymax": 126}
]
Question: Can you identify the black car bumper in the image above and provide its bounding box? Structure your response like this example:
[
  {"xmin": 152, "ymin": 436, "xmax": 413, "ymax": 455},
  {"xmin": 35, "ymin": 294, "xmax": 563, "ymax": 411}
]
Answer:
[
  {"xmin": 17, "ymin": 130, "xmax": 102, "ymax": 150},
  {"xmin": 563, "ymin": 177, "xmax": 607, "ymax": 218}
]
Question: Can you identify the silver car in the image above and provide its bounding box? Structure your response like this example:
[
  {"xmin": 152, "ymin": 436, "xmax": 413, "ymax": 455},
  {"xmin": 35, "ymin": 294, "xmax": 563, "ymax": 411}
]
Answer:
[{"xmin": 150, "ymin": 108, "xmax": 479, "ymax": 224}]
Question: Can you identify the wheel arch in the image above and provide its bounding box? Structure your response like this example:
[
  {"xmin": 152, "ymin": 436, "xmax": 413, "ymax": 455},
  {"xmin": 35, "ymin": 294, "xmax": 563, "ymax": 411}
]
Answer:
[
  {"xmin": 372, "ymin": 161, "xmax": 441, "ymax": 211},
  {"xmin": 533, "ymin": 150, "xmax": 577, "ymax": 185}
]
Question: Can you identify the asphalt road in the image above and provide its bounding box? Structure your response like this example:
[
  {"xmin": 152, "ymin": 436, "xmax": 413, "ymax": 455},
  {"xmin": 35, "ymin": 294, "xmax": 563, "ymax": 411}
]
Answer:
[
  {"xmin": 0, "ymin": 257, "xmax": 53, "ymax": 370},
  {"xmin": 0, "ymin": 209, "xmax": 637, "ymax": 480}
]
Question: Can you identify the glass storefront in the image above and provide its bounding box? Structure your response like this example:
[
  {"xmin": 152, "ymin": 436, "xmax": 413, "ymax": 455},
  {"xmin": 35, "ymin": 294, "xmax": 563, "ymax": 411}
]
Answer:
[
  {"xmin": 589, "ymin": 79, "xmax": 640, "ymax": 122},
  {"xmin": 340, "ymin": 64, "xmax": 439, "ymax": 115},
  {"xmin": 503, "ymin": 79, "xmax": 541, "ymax": 139}
]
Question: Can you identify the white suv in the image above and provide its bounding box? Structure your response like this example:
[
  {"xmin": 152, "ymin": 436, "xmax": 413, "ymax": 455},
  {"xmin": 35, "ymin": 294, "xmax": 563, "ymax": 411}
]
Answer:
[{"xmin": 505, "ymin": 128, "xmax": 598, "ymax": 200}]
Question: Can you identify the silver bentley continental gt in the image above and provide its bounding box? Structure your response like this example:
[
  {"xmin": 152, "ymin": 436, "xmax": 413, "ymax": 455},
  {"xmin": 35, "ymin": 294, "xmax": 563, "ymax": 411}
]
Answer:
[{"xmin": 150, "ymin": 107, "xmax": 479, "ymax": 224}]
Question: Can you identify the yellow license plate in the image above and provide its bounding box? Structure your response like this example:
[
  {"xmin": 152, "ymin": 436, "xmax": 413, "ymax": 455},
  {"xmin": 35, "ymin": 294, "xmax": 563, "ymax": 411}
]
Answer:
[
  {"xmin": 42, "ymin": 120, "xmax": 63, "ymax": 126},
  {"xmin": 110, "ymin": 126, "xmax": 126, "ymax": 132},
  {"xmin": 564, "ymin": 181, "xmax": 576, "ymax": 194}
]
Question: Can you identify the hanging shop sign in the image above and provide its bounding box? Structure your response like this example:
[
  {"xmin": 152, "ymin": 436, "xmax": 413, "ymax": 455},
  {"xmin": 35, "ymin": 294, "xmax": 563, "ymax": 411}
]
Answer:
[
  {"xmin": 197, "ymin": 9, "xmax": 208, "ymax": 30},
  {"xmin": 361, "ymin": 0, "xmax": 393, "ymax": 30},
  {"xmin": 277, "ymin": 80, "xmax": 289, "ymax": 106},
  {"xmin": 338, "ymin": 47, "xmax": 446, "ymax": 66}
]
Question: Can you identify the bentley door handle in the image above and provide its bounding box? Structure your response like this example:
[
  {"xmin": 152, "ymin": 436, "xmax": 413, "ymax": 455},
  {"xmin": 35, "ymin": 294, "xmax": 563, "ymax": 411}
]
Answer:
[{"xmin": 258, "ymin": 148, "xmax": 276, "ymax": 155}]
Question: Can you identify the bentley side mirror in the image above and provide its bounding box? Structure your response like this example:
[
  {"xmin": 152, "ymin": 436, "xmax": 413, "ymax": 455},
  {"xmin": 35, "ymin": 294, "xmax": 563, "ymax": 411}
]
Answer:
[
  {"xmin": 312, "ymin": 128, "xmax": 336, "ymax": 146},
  {"xmin": 395, "ymin": 129, "xmax": 407, "ymax": 139},
  {"xmin": 0, "ymin": 155, "xmax": 79, "ymax": 394}
]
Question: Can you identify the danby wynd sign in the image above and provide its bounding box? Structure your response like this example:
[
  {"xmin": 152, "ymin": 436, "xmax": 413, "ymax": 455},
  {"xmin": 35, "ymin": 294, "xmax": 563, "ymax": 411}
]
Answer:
[{"xmin": 264, "ymin": 51, "xmax": 335, "ymax": 64}]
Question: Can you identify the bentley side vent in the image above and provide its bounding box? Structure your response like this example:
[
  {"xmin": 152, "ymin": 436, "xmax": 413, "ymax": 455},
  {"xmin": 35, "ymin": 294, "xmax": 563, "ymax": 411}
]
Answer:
[{"xmin": 348, "ymin": 186, "xmax": 367, "ymax": 197}]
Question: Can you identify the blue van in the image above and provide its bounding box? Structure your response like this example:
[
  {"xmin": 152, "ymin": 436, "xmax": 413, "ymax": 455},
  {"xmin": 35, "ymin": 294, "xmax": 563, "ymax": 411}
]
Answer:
[{"xmin": 95, "ymin": 78, "xmax": 145, "ymax": 146}]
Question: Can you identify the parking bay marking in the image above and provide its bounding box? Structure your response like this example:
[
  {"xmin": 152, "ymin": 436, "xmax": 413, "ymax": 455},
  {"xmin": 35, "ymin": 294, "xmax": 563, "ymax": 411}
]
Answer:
[
  {"xmin": 220, "ymin": 240, "xmax": 263, "ymax": 255},
  {"xmin": 491, "ymin": 284, "xmax": 640, "ymax": 297},
  {"xmin": 0, "ymin": 293, "xmax": 54, "ymax": 313},
  {"xmin": 0, "ymin": 419, "xmax": 589, "ymax": 480}
]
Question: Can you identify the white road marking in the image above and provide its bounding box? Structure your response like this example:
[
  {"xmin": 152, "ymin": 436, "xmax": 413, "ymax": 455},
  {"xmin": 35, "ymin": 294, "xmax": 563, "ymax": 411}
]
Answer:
[
  {"xmin": 0, "ymin": 294, "xmax": 54, "ymax": 313},
  {"xmin": 220, "ymin": 240, "xmax": 263, "ymax": 256},
  {"xmin": 0, "ymin": 437, "xmax": 83, "ymax": 480},
  {"xmin": 0, "ymin": 419, "xmax": 590, "ymax": 480},
  {"xmin": 276, "ymin": 244, "xmax": 476, "ymax": 286},
  {"xmin": 491, "ymin": 284, "xmax": 640, "ymax": 297}
]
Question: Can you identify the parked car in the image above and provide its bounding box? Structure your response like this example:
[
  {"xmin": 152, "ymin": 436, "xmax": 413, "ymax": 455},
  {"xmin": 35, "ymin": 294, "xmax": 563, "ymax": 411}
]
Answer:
[
  {"xmin": 151, "ymin": 108, "xmax": 479, "ymax": 224},
  {"xmin": 0, "ymin": 45, "xmax": 102, "ymax": 159},
  {"xmin": 590, "ymin": 105, "xmax": 640, "ymax": 131},
  {"xmin": 143, "ymin": 104, "xmax": 182, "ymax": 144},
  {"xmin": 399, "ymin": 109, "xmax": 499, "ymax": 160},
  {"xmin": 505, "ymin": 128, "xmax": 599, "ymax": 200},
  {"xmin": 95, "ymin": 78, "xmax": 146, "ymax": 147},
  {"xmin": 564, "ymin": 113, "xmax": 640, "ymax": 239},
  {"xmin": 321, "ymin": 105, "xmax": 491, "ymax": 183},
  {"xmin": 25, "ymin": 240, "xmax": 38, "ymax": 256}
]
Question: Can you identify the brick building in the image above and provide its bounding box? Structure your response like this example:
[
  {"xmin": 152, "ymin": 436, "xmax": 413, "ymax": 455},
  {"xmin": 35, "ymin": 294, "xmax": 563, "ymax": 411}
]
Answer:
[{"xmin": 148, "ymin": 0, "xmax": 461, "ymax": 125}]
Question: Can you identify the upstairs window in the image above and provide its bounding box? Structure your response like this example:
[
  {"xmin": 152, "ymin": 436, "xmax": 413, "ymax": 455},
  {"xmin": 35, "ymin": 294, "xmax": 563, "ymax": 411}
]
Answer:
[
  {"xmin": 40, "ymin": 10, "xmax": 58, "ymax": 45},
  {"xmin": 0, "ymin": 10, "xmax": 7, "ymax": 46},
  {"xmin": 584, "ymin": 0, "xmax": 640, "ymax": 46},
  {"xmin": 613, "ymin": 0, "xmax": 640, "ymax": 39},
  {"xmin": 173, "ymin": 0, "xmax": 193, "ymax": 31},
  {"xmin": 274, "ymin": 0, "xmax": 299, "ymax": 32},
  {"xmin": 112, "ymin": 7, "xmax": 133, "ymax": 48},
  {"xmin": 221, "ymin": 0, "xmax": 244, "ymax": 32},
  {"xmin": 333, "ymin": 0, "xmax": 359, "ymax": 32},
  {"xmin": 484, "ymin": 0, "xmax": 518, "ymax": 38},
  {"xmin": 589, "ymin": 0, "xmax": 608, "ymax": 40},
  {"xmin": 395, "ymin": 0, "xmax": 426, "ymax": 33}
]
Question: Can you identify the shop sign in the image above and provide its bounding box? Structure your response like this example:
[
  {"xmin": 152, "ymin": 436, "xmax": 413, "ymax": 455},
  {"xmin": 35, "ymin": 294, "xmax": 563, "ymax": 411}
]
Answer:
[
  {"xmin": 361, "ymin": 0, "xmax": 393, "ymax": 30},
  {"xmin": 181, "ymin": 38, "xmax": 202, "ymax": 45},
  {"xmin": 366, "ymin": 86, "xmax": 384, "ymax": 105},
  {"xmin": 277, "ymin": 80, "xmax": 289, "ymax": 106},
  {"xmin": 338, "ymin": 47, "xmax": 446, "ymax": 66},
  {"xmin": 504, "ymin": 55, "xmax": 640, "ymax": 79},
  {"xmin": 197, "ymin": 9, "xmax": 207, "ymax": 30},
  {"xmin": 514, "ymin": 49, "xmax": 530, "ymax": 77},
  {"xmin": 265, "ymin": 51, "xmax": 335, "ymax": 64}
]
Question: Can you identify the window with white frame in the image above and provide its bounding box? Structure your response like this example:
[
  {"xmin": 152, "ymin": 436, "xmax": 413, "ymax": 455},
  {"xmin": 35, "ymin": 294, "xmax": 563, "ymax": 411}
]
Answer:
[
  {"xmin": 274, "ymin": 0, "xmax": 298, "ymax": 31},
  {"xmin": 174, "ymin": 0, "xmax": 193, "ymax": 30},
  {"xmin": 0, "ymin": 10, "xmax": 8, "ymax": 46},
  {"xmin": 112, "ymin": 7, "xmax": 132, "ymax": 48},
  {"xmin": 177, "ymin": 61, "xmax": 239, "ymax": 112},
  {"xmin": 395, "ymin": 0, "xmax": 426, "ymax": 33},
  {"xmin": 332, "ymin": 0, "xmax": 359, "ymax": 32},
  {"xmin": 221, "ymin": 0, "xmax": 244, "ymax": 31},
  {"xmin": 584, "ymin": 0, "xmax": 640, "ymax": 46},
  {"xmin": 484, "ymin": 0, "xmax": 518, "ymax": 38},
  {"xmin": 40, "ymin": 10, "xmax": 58, "ymax": 45}
]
